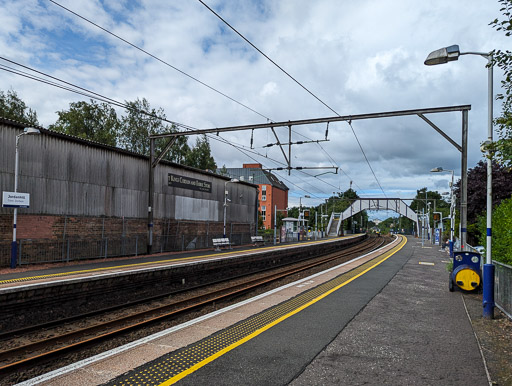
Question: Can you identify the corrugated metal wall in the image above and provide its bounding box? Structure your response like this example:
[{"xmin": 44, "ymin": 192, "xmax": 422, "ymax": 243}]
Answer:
[{"xmin": 0, "ymin": 124, "xmax": 257, "ymax": 223}]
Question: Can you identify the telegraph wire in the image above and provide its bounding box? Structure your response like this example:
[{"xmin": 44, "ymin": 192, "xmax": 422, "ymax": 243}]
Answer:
[
  {"xmin": 197, "ymin": 0, "xmax": 387, "ymax": 197},
  {"xmin": 0, "ymin": 57, "xmax": 337, "ymax": 197},
  {"xmin": 48, "ymin": 0, "xmax": 273, "ymax": 122},
  {"xmin": 0, "ymin": 57, "xmax": 195, "ymax": 132},
  {"xmin": 47, "ymin": 0, "xmax": 353, "ymax": 192}
]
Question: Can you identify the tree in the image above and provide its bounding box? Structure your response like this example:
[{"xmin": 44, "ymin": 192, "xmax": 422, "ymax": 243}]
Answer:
[
  {"xmin": 454, "ymin": 160, "xmax": 512, "ymax": 222},
  {"xmin": 218, "ymin": 164, "xmax": 229, "ymax": 176},
  {"xmin": 184, "ymin": 135, "xmax": 217, "ymax": 171},
  {"xmin": 49, "ymin": 100, "xmax": 119, "ymax": 146},
  {"xmin": 119, "ymin": 98, "xmax": 167, "ymax": 154},
  {"xmin": 490, "ymin": 0, "xmax": 512, "ymax": 166},
  {"xmin": 119, "ymin": 98, "xmax": 190, "ymax": 163},
  {"xmin": 478, "ymin": 198, "xmax": 512, "ymax": 264},
  {"xmin": 454, "ymin": 160, "xmax": 512, "ymax": 244},
  {"xmin": 0, "ymin": 89, "xmax": 38, "ymax": 126}
]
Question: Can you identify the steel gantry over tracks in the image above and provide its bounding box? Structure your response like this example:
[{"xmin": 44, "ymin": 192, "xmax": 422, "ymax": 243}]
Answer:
[{"xmin": 147, "ymin": 104, "xmax": 471, "ymax": 253}]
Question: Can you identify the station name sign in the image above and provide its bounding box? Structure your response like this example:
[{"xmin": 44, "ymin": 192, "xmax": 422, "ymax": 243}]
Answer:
[
  {"xmin": 168, "ymin": 173, "xmax": 212, "ymax": 193},
  {"xmin": 2, "ymin": 191, "xmax": 30, "ymax": 208}
]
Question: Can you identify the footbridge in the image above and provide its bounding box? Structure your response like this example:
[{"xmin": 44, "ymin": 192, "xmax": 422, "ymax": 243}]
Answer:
[{"xmin": 326, "ymin": 198, "xmax": 419, "ymax": 236}]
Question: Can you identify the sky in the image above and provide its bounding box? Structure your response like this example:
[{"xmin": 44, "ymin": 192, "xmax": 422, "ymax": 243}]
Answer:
[{"xmin": 0, "ymin": 0, "xmax": 508, "ymax": 219}]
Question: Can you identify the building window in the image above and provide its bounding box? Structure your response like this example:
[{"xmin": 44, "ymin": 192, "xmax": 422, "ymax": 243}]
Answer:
[
  {"xmin": 261, "ymin": 205, "xmax": 266, "ymax": 221},
  {"xmin": 261, "ymin": 185, "xmax": 267, "ymax": 201}
]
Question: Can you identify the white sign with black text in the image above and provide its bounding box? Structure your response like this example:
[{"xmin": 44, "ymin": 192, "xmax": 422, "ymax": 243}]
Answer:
[{"xmin": 2, "ymin": 191, "xmax": 30, "ymax": 208}]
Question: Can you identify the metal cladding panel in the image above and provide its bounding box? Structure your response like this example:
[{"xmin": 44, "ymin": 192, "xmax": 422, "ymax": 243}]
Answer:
[
  {"xmin": 1, "ymin": 124, "xmax": 257, "ymax": 223},
  {"xmin": 174, "ymin": 196, "xmax": 219, "ymax": 221}
]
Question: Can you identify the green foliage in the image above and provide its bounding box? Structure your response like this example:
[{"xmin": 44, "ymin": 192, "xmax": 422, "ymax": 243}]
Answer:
[
  {"xmin": 184, "ymin": 134, "xmax": 217, "ymax": 171},
  {"xmin": 478, "ymin": 197, "xmax": 512, "ymax": 264},
  {"xmin": 454, "ymin": 160, "xmax": 512, "ymax": 244},
  {"xmin": 258, "ymin": 211, "xmax": 264, "ymax": 229},
  {"xmin": 119, "ymin": 98, "xmax": 162, "ymax": 153},
  {"xmin": 276, "ymin": 211, "xmax": 285, "ymax": 228},
  {"xmin": 0, "ymin": 89, "xmax": 38, "ymax": 126},
  {"xmin": 490, "ymin": 0, "xmax": 512, "ymax": 166},
  {"xmin": 218, "ymin": 165, "xmax": 229, "ymax": 176},
  {"xmin": 49, "ymin": 100, "xmax": 119, "ymax": 146}
]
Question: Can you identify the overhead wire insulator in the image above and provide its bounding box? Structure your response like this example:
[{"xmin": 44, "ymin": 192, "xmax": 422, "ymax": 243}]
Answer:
[
  {"xmin": 250, "ymin": 129, "xmax": 254, "ymax": 149},
  {"xmin": 325, "ymin": 122, "xmax": 329, "ymax": 140}
]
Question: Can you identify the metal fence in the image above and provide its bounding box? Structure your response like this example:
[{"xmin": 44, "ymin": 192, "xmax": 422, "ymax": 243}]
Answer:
[
  {"xmin": 0, "ymin": 231, "xmax": 261, "ymax": 267},
  {"xmin": 494, "ymin": 260, "xmax": 512, "ymax": 320},
  {"xmin": 0, "ymin": 228, "xmax": 333, "ymax": 267}
]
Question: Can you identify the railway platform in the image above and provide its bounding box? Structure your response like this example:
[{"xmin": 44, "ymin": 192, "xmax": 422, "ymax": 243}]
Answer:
[
  {"xmin": 13, "ymin": 235, "xmax": 492, "ymax": 385},
  {"xmin": 0, "ymin": 234, "xmax": 362, "ymax": 288}
]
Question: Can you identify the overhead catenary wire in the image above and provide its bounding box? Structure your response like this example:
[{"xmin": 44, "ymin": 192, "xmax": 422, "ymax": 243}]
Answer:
[
  {"xmin": 197, "ymin": 0, "xmax": 387, "ymax": 197},
  {"xmin": 46, "ymin": 0, "xmax": 358, "ymax": 196},
  {"xmin": 0, "ymin": 57, "xmax": 195, "ymax": 132},
  {"xmin": 48, "ymin": 0, "xmax": 273, "ymax": 123},
  {"xmin": 0, "ymin": 56, "xmax": 340, "ymax": 198}
]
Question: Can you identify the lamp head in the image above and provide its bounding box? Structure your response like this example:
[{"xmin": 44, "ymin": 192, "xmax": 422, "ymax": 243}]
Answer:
[
  {"xmin": 23, "ymin": 127, "xmax": 40, "ymax": 135},
  {"xmin": 430, "ymin": 167, "xmax": 444, "ymax": 173},
  {"xmin": 424, "ymin": 45, "xmax": 460, "ymax": 65}
]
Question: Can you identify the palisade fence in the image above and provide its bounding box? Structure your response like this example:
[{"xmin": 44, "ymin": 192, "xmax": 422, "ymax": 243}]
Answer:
[
  {"xmin": 0, "ymin": 231, "xmax": 268, "ymax": 267},
  {"xmin": 494, "ymin": 260, "xmax": 512, "ymax": 320}
]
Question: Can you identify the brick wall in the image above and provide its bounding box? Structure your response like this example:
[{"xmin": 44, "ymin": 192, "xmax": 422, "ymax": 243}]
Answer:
[{"xmin": 0, "ymin": 213, "xmax": 249, "ymax": 241}]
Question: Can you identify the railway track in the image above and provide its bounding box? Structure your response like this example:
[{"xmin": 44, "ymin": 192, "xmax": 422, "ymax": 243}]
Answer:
[{"xmin": 0, "ymin": 235, "xmax": 391, "ymax": 380}]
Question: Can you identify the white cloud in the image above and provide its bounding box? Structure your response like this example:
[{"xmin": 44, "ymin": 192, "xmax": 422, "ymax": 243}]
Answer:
[{"xmin": 0, "ymin": 0, "xmax": 508, "ymax": 208}]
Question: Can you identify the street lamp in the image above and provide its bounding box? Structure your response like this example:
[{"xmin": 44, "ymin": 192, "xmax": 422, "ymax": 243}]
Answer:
[
  {"xmin": 425, "ymin": 44, "xmax": 495, "ymax": 319},
  {"xmin": 11, "ymin": 127, "xmax": 40, "ymax": 268},
  {"xmin": 431, "ymin": 167, "xmax": 455, "ymax": 255},
  {"xmin": 223, "ymin": 179, "xmax": 239, "ymax": 238}
]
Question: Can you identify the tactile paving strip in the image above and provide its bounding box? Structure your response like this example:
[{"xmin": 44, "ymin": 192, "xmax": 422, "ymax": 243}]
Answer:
[
  {"xmin": 105, "ymin": 237, "xmax": 407, "ymax": 386},
  {"xmin": 0, "ymin": 238, "xmax": 338, "ymax": 285}
]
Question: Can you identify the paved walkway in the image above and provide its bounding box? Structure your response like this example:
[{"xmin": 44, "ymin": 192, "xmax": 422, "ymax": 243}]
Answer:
[
  {"xmin": 18, "ymin": 237, "xmax": 491, "ymax": 385},
  {"xmin": 290, "ymin": 240, "xmax": 489, "ymax": 385}
]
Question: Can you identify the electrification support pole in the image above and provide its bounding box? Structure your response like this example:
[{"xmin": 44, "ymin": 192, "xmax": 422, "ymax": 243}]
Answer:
[
  {"xmin": 461, "ymin": 110, "xmax": 468, "ymax": 251},
  {"xmin": 288, "ymin": 125, "xmax": 292, "ymax": 175},
  {"xmin": 315, "ymin": 211, "xmax": 318, "ymax": 240},
  {"xmin": 274, "ymin": 205, "xmax": 277, "ymax": 245}
]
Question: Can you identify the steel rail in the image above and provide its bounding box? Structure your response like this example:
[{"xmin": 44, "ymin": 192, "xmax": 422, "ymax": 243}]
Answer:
[{"xmin": 0, "ymin": 236, "xmax": 389, "ymax": 375}]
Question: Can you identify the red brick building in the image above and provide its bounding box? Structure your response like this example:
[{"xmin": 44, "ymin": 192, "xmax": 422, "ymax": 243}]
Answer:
[{"xmin": 219, "ymin": 164, "xmax": 288, "ymax": 230}]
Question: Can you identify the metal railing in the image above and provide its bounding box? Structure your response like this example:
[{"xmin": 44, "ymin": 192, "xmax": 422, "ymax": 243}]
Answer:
[
  {"xmin": 0, "ymin": 232, "xmax": 258, "ymax": 267},
  {"xmin": 493, "ymin": 260, "xmax": 512, "ymax": 320}
]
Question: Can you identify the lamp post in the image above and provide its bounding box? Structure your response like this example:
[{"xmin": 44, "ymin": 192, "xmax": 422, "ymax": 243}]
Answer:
[
  {"xmin": 223, "ymin": 179, "xmax": 239, "ymax": 238},
  {"xmin": 425, "ymin": 44, "xmax": 495, "ymax": 319},
  {"xmin": 11, "ymin": 127, "xmax": 40, "ymax": 269},
  {"xmin": 431, "ymin": 167, "xmax": 455, "ymax": 255}
]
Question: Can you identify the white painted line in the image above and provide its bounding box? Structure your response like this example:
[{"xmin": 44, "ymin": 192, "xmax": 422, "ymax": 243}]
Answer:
[
  {"xmin": 17, "ymin": 237, "xmax": 400, "ymax": 386},
  {"xmin": 419, "ymin": 262, "xmax": 435, "ymax": 266}
]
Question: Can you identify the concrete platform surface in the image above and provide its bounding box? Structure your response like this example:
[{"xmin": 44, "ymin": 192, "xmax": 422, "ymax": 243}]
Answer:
[
  {"xmin": 17, "ymin": 237, "xmax": 492, "ymax": 386},
  {"xmin": 290, "ymin": 241, "xmax": 489, "ymax": 386}
]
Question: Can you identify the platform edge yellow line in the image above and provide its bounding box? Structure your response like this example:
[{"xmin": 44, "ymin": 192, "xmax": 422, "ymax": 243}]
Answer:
[{"xmin": 159, "ymin": 236, "xmax": 407, "ymax": 386}]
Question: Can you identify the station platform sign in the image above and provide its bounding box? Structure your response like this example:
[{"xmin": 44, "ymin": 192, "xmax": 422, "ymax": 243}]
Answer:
[{"xmin": 2, "ymin": 191, "xmax": 30, "ymax": 208}]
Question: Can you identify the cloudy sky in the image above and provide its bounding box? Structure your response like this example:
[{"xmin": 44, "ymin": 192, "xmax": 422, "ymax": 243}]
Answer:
[{"xmin": 0, "ymin": 0, "xmax": 508, "ymax": 214}]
